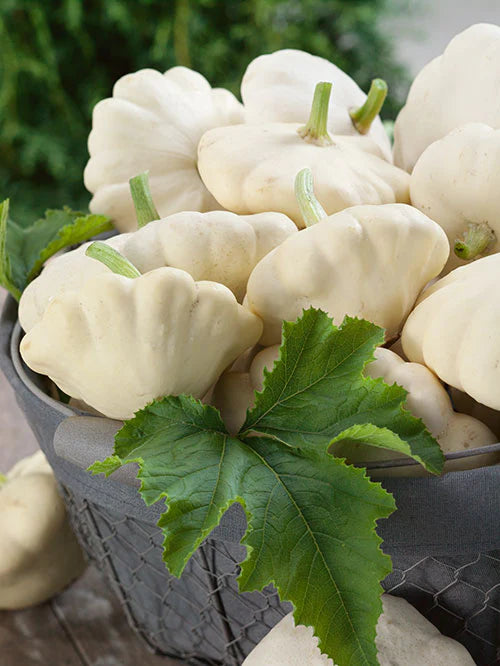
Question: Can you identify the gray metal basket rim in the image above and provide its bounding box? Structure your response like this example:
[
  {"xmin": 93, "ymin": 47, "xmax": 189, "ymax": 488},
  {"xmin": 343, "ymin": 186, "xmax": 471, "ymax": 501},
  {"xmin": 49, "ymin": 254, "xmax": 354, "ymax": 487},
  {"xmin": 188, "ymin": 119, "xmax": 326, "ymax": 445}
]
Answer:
[{"xmin": 9, "ymin": 320, "xmax": 500, "ymax": 468}]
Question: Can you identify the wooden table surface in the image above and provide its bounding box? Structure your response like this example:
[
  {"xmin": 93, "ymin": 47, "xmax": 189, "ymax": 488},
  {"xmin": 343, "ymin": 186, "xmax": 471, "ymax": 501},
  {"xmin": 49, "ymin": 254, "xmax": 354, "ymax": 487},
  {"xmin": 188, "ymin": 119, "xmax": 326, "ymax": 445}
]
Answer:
[{"xmin": 0, "ymin": 293, "xmax": 181, "ymax": 666}]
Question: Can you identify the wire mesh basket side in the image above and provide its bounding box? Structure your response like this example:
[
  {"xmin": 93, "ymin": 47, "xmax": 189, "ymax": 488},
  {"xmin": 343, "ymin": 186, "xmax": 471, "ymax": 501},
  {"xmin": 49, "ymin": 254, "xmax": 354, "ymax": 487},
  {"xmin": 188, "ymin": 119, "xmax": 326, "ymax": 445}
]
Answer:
[
  {"xmin": 60, "ymin": 485, "xmax": 290, "ymax": 665},
  {"xmin": 383, "ymin": 552, "xmax": 500, "ymax": 665},
  {"xmin": 61, "ymin": 480, "xmax": 500, "ymax": 666}
]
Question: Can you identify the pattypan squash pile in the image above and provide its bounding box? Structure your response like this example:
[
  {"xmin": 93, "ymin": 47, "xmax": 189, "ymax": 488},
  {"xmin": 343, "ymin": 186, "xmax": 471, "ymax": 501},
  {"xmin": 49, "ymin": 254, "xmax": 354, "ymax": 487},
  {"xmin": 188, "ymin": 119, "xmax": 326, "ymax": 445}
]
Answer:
[{"xmin": 3, "ymin": 22, "xmax": 500, "ymax": 666}]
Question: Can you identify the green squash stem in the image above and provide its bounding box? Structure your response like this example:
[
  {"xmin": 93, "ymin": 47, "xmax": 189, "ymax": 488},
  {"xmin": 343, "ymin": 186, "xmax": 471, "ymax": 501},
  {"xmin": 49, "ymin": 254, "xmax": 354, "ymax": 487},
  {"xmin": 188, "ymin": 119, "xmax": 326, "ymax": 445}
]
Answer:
[
  {"xmin": 86, "ymin": 241, "xmax": 141, "ymax": 278},
  {"xmin": 129, "ymin": 171, "xmax": 160, "ymax": 228},
  {"xmin": 297, "ymin": 82, "xmax": 333, "ymax": 146},
  {"xmin": 350, "ymin": 79, "xmax": 388, "ymax": 135},
  {"xmin": 295, "ymin": 168, "xmax": 327, "ymax": 227},
  {"xmin": 454, "ymin": 222, "xmax": 496, "ymax": 260}
]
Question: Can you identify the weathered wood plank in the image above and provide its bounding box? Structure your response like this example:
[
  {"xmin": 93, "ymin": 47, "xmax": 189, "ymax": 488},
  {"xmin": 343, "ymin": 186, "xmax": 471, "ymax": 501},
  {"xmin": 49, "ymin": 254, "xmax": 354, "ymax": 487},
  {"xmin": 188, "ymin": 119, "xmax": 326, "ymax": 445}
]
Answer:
[
  {"xmin": 51, "ymin": 566, "xmax": 178, "ymax": 665},
  {"xmin": 0, "ymin": 602, "xmax": 84, "ymax": 666}
]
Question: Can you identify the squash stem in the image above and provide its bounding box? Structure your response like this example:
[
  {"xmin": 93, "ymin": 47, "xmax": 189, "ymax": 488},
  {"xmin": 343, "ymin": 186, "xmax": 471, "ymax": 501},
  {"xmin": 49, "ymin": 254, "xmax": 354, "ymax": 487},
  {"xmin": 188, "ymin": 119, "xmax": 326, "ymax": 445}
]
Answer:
[
  {"xmin": 129, "ymin": 172, "xmax": 160, "ymax": 228},
  {"xmin": 295, "ymin": 168, "xmax": 327, "ymax": 227},
  {"xmin": 86, "ymin": 241, "xmax": 141, "ymax": 278},
  {"xmin": 297, "ymin": 82, "xmax": 333, "ymax": 146},
  {"xmin": 0, "ymin": 473, "xmax": 6, "ymax": 487},
  {"xmin": 350, "ymin": 79, "xmax": 388, "ymax": 135},
  {"xmin": 454, "ymin": 223, "xmax": 496, "ymax": 260}
]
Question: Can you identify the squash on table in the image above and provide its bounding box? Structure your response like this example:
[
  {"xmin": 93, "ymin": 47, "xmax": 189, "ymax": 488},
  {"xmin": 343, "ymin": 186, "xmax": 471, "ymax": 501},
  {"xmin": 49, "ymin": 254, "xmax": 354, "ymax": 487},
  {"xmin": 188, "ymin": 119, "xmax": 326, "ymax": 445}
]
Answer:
[{"xmin": 0, "ymin": 451, "xmax": 86, "ymax": 610}]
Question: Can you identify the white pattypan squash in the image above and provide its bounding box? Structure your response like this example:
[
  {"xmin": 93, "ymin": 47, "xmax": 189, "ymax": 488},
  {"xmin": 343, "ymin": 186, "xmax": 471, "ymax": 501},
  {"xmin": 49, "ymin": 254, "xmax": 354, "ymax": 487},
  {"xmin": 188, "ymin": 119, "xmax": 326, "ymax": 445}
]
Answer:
[
  {"xmin": 122, "ymin": 210, "xmax": 297, "ymax": 302},
  {"xmin": 212, "ymin": 346, "xmax": 278, "ymax": 434},
  {"xmin": 198, "ymin": 82, "xmax": 409, "ymax": 229},
  {"xmin": 411, "ymin": 123, "xmax": 500, "ymax": 273},
  {"xmin": 242, "ymin": 595, "xmax": 475, "ymax": 666},
  {"xmin": 241, "ymin": 49, "xmax": 392, "ymax": 160},
  {"xmin": 0, "ymin": 451, "xmax": 86, "ymax": 610},
  {"xmin": 393, "ymin": 23, "xmax": 500, "ymax": 172},
  {"xmin": 449, "ymin": 387, "xmax": 500, "ymax": 440},
  {"xmin": 20, "ymin": 267, "xmax": 263, "ymax": 420},
  {"xmin": 245, "ymin": 203, "xmax": 449, "ymax": 345},
  {"xmin": 84, "ymin": 66, "xmax": 244, "ymax": 231},
  {"xmin": 19, "ymin": 233, "xmax": 130, "ymax": 333},
  {"xmin": 402, "ymin": 254, "xmax": 500, "ymax": 410},
  {"xmin": 19, "ymin": 207, "xmax": 296, "ymax": 332}
]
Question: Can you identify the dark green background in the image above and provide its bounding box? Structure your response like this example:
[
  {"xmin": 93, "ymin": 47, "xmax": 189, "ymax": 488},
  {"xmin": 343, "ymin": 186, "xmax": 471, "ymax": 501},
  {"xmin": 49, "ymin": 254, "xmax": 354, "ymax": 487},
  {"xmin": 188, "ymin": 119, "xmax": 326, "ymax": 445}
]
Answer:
[{"xmin": 0, "ymin": 0, "xmax": 410, "ymax": 222}]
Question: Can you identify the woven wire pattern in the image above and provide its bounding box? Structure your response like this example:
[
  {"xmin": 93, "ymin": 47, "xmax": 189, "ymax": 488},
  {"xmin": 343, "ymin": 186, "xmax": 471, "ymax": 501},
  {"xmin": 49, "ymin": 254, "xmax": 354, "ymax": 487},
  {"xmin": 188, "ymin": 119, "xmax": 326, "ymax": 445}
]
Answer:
[
  {"xmin": 60, "ymin": 485, "xmax": 499, "ymax": 666},
  {"xmin": 384, "ymin": 553, "xmax": 500, "ymax": 665}
]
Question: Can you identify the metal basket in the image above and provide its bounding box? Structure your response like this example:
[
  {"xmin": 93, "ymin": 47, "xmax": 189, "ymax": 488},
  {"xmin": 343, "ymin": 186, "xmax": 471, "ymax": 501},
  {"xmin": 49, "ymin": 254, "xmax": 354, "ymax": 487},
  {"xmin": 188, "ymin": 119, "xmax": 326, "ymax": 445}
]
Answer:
[{"xmin": 1, "ymin": 296, "xmax": 499, "ymax": 665}]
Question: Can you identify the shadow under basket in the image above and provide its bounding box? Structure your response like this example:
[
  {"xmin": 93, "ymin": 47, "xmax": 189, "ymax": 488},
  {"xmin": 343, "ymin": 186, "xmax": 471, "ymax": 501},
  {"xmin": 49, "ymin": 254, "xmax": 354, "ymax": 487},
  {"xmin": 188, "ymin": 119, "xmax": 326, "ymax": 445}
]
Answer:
[{"xmin": 1, "ymin": 296, "xmax": 499, "ymax": 665}]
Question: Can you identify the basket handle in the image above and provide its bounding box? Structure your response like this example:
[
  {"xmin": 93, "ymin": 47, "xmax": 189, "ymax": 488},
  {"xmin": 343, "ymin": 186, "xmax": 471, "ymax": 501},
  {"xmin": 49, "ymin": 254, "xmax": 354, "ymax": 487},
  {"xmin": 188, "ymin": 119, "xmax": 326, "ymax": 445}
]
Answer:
[{"xmin": 53, "ymin": 416, "xmax": 139, "ymax": 488}]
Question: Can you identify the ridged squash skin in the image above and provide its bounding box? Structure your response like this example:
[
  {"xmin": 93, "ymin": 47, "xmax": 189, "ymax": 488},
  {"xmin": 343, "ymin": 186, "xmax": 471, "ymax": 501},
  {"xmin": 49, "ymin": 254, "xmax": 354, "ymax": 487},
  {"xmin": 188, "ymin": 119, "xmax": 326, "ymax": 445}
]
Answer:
[
  {"xmin": 244, "ymin": 204, "xmax": 449, "ymax": 345},
  {"xmin": 402, "ymin": 254, "xmax": 500, "ymax": 410},
  {"xmin": 410, "ymin": 123, "xmax": 500, "ymax": 273},
  {"xmin": 20, "ymin": 268, "xmax": 263, "ymax": 420},
  {"xmin": 84, "ymin": 67, "xmax": 244, "ymax": 231},
  {"xmin": 19, "ymin": 211, "xmax": 296, "ymax": 332},
  {"xmin": 198, "ymin": 124, "xmax": 410, "ymax": 229},
  {"xmin": 394, "ymin": 23, "xmax": 500, "ymax": 172},
  {"xmin": 212, "ymin": 346, "xmax": 279, "ymax": 434},
  {"xmin": 0, "ymin": 451, "xmax": 86, "ymax": 610},
  {"xmin": 241, "ymin": 49, "xmax": 392, "ymax": 160}
]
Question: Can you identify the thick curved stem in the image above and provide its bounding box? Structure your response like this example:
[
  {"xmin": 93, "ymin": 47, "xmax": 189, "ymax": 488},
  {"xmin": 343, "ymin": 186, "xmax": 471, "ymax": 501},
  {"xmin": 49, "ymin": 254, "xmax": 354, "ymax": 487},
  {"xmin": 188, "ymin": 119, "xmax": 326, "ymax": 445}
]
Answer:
[
  {"xmin": 86, "ymin": 241, "xmax": 141, "ymax": 278},
  {"xmin": 454, "ymin": 222, "xmax": 496, "ymax": 260},
  {"xmin": 350, "ymin": 79, "xmax": 388, "ymax": 135},
  {"xmin": 129, "ymin": 172, "xmax": 160, "ymax": 228},
  {"xmin": 297, "ymin": 82, "xmax": 333, "ymax": 146},
  {"xmin": 295, "ymin": 168, "xmax": 327, "ymax": 227},
  {"xmin": 0, "ymin": 473, "xmax": 6, "ymax": 487}
]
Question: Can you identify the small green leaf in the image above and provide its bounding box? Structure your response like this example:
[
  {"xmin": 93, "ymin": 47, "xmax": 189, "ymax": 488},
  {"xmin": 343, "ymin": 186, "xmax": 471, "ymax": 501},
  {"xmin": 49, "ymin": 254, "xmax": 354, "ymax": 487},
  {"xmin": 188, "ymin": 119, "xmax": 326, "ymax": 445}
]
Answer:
[
  {"xmin": 25, "ymin": 210, "xmax": 113, "ymax": 282},
  {"xmin": 242, "ymin": 309, "xmax": 444, "ymax": 475},
  {"xmin": 89, "ymin": 455, "xmax": 123, "ymax": 477},
  {"xmin": 0, "ymin": 201, "xmax": 112, "ymax": 300}
]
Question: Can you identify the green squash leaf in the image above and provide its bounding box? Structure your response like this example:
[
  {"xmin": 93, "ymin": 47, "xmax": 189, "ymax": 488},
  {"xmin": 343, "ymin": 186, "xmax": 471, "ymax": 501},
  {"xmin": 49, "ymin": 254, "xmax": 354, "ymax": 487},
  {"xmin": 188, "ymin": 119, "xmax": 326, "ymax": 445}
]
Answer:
[
  {"xmin": 92, "ymin": 395, "xmax": 395, "ymax": 666},
  {"xmin": 90, "ymin": 310, "xmax": 444, "ymax": 665},
  {"xmin": 0, "ymin": 199, "xmax": 112, "ymax": 300}
]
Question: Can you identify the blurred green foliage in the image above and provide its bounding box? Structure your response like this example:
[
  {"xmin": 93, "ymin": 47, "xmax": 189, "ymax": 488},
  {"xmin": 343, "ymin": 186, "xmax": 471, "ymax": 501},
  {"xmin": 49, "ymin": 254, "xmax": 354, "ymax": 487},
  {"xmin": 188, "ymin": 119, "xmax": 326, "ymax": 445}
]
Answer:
[{"xmin": 0, "ymin": 0, "xmax": 410, "ymax": 221}]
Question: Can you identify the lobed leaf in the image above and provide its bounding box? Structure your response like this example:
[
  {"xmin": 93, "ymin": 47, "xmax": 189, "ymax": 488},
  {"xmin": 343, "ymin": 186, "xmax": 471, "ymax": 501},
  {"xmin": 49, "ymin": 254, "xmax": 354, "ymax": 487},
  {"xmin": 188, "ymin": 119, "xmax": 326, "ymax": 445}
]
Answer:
[
  {"xmin": 92, "ymin": 396, "xmax": 395, "ymax": 665},
  {"xmin": 90, "ymin": 309, "xmax": 445, "ymax": 665}
]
